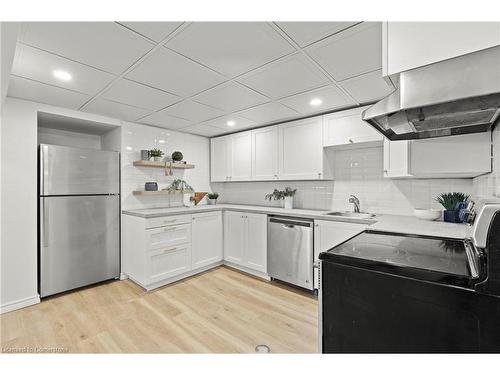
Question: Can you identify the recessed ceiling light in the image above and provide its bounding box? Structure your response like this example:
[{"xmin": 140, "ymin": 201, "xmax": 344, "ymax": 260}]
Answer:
[
  {"xmin": 310, "ymin": 98, "xmax": 323, "ymax": 106},
  {"xmin": 226, "ymin": 120, "xmax": 236, "ymax": 127},
  {"xmin": 53, "ymin": 70, "xmax": 72, "ymax": 81}
]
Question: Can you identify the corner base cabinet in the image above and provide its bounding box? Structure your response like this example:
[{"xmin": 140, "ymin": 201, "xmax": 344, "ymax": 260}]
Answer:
[
  {"xmin": 122, "ymin": 212, "xmax": 223, "ymax": 291},
  {"xmin": 224, "ymin": 211, "xmax": 267, "ymax": 275}
]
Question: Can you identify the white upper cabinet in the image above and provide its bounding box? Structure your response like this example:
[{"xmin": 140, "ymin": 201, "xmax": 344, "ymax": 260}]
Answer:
[
  {"xmin": 229, "ymin": 132, "xmax": 252, "ymax": 181},
  {"xmin": 210, "ymin": 135, "xmax": 231, "ymax": 182},
  {"xmin": 384, "ymin": 133, "xmax": 492, "ymax": 179},
  {"xmin": 278, "ymin": 116, "xmax": 326, "ymax": 180},
  {"xmin": 383, "ymin": 22, "xmax": 500, "ymax": 76},
  {"xmin": 251, "ymin": 126, "xmax": 279, "ymax": 180},
  {"xmin": 323, "ymin": 106, "xmax": 383, "ymax": 147}
]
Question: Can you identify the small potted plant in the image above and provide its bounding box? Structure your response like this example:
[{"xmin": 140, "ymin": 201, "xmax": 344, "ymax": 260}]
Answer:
[
  {"xmin": 207, "ymin": 192, "xmax": 219, "ymax": 205},
  {"xmin": 171, "ymin": 151, "xmax": 184, "ymax": 163},
  {"xmin": 265, "ymin": 187, "xmax": 297, "ymax": 209},
  {"xmin": 149, "ymin": 148, "xmax": 164, "ymax": 162},
  {"xmin": 164, "ymin": 179, "xmax": 195, "ymax": 207},
  {"xmin": 435, "ymin": 192, "xmax": 470, "ymax": 223}
]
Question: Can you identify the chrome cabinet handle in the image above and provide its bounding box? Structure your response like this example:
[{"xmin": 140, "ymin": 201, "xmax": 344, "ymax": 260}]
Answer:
[
  {"xmin": 163, "ymin": 226, "xmax": 177, "ymax": 231},
  {"xmin": 163, "ymin": 219, "xmax": 176, "ymax": 224},
  {"xmin": 163, "ymin": 247, "xmax": 177, "ymax": 253}
]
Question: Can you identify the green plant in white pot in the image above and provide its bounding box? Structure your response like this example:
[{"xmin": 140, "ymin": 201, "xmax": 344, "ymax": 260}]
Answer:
[
  {"xmin": 265, "ymin": 187, "xmax": 297, "ymax": 209},
  {"xmin": 149, "ymin": 148, "xmax": 164, "ymax": 162},
  {"xmin": 207, "ymin": 192, "xmax": 219, "ymax": 205},
  {"xmin": 164, "ymin": 179, "xmax": 195, "ymax": 207}
]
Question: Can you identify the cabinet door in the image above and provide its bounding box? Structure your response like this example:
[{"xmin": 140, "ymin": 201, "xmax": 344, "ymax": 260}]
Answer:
[
  {"xmin": 230, "ymin": 132, "xmax": 252, "ymax": 181},
  {"xmin": 211, "ymin": 136, "xmax": 230, "ymax": 182},
  {"xmin": 223, "ymin": 211, "xmax": 246, "ymax": 265},
  {"xmin": 323, "ymin": 106, "xmax": 382, "ymax": 147},
  {"xmin": 252, "ymin": 126, "xmax": 279, "ymax": 181},
  {"xmin": 383, "ymin": 138, "xmax": 412, "ymax": 178},
  {"xmin": 313, "ymin": 220, "xmax": 366, "ymax": 289},
  {"xmin": 191, "ymin": 212, "xmax": 223, "ymax": 269},
  {"xmin": 244, "ymin": 213, "xmax": 267, "ymax": 273},
  {"xmin": 278, "ymin": 117, "xmax": 323, "ymax": 180},
  {"xmin": 385, "ymin": 22, "xmax": 500, "ymax": 76}
]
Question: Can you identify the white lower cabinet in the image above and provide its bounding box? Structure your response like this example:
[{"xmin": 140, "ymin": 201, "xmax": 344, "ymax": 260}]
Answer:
[
  {"xmin": 383, "ymin": 132, "xmax": 491, "ymax": 178},
  {"xmin": 224, "ymin": 211, "xmax": 267, "ymax": 274},
  {"xmin": 191, "ymin": 211, "xmax": 223, "ymax": 269},
  {"xmin": 314, "ymin": 220, "xmax": 366, "ymax": 289},
  {"xmin": 148, "ymin": 244, "xmax": 191, "ymax": 284}
]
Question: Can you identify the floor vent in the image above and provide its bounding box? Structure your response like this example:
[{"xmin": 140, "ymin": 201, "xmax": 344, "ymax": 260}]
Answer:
[{"xmin": 255, "ymin": 344, "xmax": 271, "ymax": 353}]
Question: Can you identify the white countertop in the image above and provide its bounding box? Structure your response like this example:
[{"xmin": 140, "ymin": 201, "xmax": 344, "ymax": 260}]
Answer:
[{"xmin": 122, "ymin": 204, "xmax": 471, "ymax": 239}]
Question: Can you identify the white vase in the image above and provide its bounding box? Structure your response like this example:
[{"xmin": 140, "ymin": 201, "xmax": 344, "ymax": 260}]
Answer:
[
  {"xmin": 183, "ymin": 193, "xmax": 194, "ymax": 207},
  {"xmin": 152, "ymin": 156, "xmax": 162, "ymax": 162},
  {"xmin": 283, "ymin": 196, "xmax": 293, "ymax": 209}
]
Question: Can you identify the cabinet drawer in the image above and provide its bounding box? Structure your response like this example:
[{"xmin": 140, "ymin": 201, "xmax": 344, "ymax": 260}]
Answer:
[
  {"xmin": 147, "ymin": 244, "xmax": 191, "ymax": 284},
  {"xmin": 145, "ymin": 214, "xmax": 191, "ymax": 229},
  {"xmin": 146, "ymin": 223, "xmax": 191, "ymax": 250}
]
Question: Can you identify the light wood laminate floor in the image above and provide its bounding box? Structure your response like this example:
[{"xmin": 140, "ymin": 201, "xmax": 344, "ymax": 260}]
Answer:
[{"xmin": 1, "ymin": 266, "xmax": 318, "ymax": 353}]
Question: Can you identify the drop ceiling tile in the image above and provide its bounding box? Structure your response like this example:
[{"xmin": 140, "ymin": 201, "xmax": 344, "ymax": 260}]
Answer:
[
  {"xmin": 102, "ymin": 79, "xmax": 181, "ymax": 111},
  {"xmin": 12, "ymin": 43, "xmax": 115, "ymax": 96},
  {"xmin": 279, "ymin": 85, "xmax": 355, "ymax": 115},
  {"xmin": 192, "ymin": 82, "xmax": 268, "ymax": 112},
  {"xmin": 126, "ymin": 47, "xmax": 225, "ymax": 97},
  {"xmin": 306, "ymin": 22, "xmax": 382, "ymax": 81},
  {"xmin": 166, "ymin": 22, "xmax": 295, "ymax": 77},
  {"xmin": 276, "ymin": 22, "xmax": 359, "ymax": 47},
  {"xmin": 201, "ymin": 115, "xmax": 256, "ymax": 131},
  {"xmin": 238, "ymin": 102, "xmax": 299, "ymax": 124},
  {"xmin": 119, "ymin": 22, "xmax": 183, "ymax": 42},
  {"xmin": 19, "ymin": 22, "xmax": 154, "ymax": 74},
  {"xmin": 83, "ymin": 98, "xmax": 151, "ymax": 122},
  {"xmin": 7, "ymin": 75, "xmax": 90, "ymax": 109},
  {"xmin": 238, "ymin": 53, "xmax": 330, "ymax": 99},
  {"xmin": 139, "ymin": 110, "xmax": 193, "ymax": 129},
  {"xmin": 162, "ymin": 100, "xmax": 224, "ymax": 122},
  {"xmin": 339, "ymin": 70, "xmax": 395, "ymax": 104},
  {"xmin": 180, "ymin": 124, "xmax": 227, "ymax": 137}
]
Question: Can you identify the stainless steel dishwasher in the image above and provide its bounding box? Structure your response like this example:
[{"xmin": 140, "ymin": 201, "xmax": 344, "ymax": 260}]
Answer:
[{"xmin": 268, "ymin": 215, "xmax": 314, "ymax": 290}]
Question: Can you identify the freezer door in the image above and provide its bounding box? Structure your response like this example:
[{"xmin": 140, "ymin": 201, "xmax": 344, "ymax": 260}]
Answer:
[
  {"xmin": 40, "ymin": 144, "xmax": 119, "ymax": 195},
  {"xmin": 40, "ymin": 195, "xmax": 120, "ymax": 297}
]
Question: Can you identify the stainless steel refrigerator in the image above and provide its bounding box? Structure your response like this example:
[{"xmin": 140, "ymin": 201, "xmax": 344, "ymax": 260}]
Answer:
[{"xmin": 39, "ymin": 144, "xmax": 120, "ymax": 297}]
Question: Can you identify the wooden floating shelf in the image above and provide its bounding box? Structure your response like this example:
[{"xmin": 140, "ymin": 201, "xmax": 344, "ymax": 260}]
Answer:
[
  {"xmin": 132, "ymin": 190, "xmax": 185, "ymax": 196},
  {"xmin": 133, "ymin": 160, "xmax": 195, "ymax": 169}
]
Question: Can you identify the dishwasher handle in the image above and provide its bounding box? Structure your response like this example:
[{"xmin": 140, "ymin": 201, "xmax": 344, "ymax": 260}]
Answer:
[{"xmin": 268, "ymin": 216, "xmax": 313, "ymax": 228}]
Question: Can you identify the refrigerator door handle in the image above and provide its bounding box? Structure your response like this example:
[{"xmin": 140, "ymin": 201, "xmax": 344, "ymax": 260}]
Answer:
[{"xmin": 41, "ymin": 199, "xmax": 49, "ymax": 247}]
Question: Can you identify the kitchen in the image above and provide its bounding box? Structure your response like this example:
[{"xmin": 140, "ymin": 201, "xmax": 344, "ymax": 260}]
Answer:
[{"xmin": 1, "ymin": 4, "xmax": 500, "ymax": 370}]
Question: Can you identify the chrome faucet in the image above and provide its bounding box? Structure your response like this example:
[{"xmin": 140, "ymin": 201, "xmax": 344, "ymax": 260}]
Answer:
[{"xmin": 349, "ymin": 195, "xmax": 360, "ymax": 213}]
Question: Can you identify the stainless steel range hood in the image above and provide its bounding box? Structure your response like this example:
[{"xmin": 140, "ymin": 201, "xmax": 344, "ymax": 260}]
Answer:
[{"xmin": 362, "ymin": 46, "xmax": 500, "ymax": 140}]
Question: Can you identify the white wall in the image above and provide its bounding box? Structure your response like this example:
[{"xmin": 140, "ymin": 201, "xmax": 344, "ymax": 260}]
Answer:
[
  {"xmin": 38, "ymin": 127, "xmax": 103, "ymax": 149},
  {"xmin": 212, "ymin": 145, "xmax": 475, "ymax": 216},
  {"xmin": 0, "ymin": 97, "xmax": 211, "ymax": 313}
]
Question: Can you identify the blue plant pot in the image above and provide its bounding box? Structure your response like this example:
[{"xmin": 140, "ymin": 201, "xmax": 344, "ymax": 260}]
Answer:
[{"xmin": 443, "ymin": 210, "xmax": 460, "ymax": 223}]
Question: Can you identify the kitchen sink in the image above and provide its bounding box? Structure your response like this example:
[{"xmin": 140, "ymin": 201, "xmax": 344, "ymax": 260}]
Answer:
[{"xmin": 325, "ymin": 211, "xmax": 376, "ymax": 219}]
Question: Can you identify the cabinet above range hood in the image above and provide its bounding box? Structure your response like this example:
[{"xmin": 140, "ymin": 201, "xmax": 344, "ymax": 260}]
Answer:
[{"xmin": 362, "ymin": 46, "xmax": 500, "ymax": 140}]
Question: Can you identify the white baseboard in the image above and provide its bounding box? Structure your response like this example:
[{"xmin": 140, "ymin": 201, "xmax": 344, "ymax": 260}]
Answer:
[
  {"xmin": 0, "ymin": 295, "xmax": 40, "ymax": 314},
  {"xmin": 119, "ymin": 272, "xmax": 128, "ymax": 280},
  {"xmin": 222, "ymin": 261, "xmax": 270, "ymax": 281}
]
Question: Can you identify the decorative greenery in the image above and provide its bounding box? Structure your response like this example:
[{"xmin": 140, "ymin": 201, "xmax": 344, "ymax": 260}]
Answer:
[
  {"xmin": 435, "ymin": 192, "xmax": 469, "ymax": 211},
  {"xmin": 207, "ymin": 192, "xmax": 219, "ymax": 200},
  {"xmin": 265, "ymin": 187, "xmax": 297, "ymax": 201},
  {"xmin": 171, "ymin": 151, "xmax": 183, "ymax": 162},
  {"xmin": 164, "ymin": 179, "xmax": 194, "ymax": 192},
  {"xmin": 149, "ymin": 148, "xmax": 164, "ymax": 157}
]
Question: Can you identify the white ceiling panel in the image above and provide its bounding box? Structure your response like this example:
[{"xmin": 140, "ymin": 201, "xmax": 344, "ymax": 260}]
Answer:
[
  {"xmin": 167, "ymin": 22, "xmax": 295, "ymax": 77},
  {"xmin": 102, "ymin": 79, "xmax": 181, "ymax": 111},
  {"xmin": 126, "ymin": 47, "xmax": 225, "ymax": 97},
  {"xmin": 19, "ymin": 22, "xmax": 154, "ymax": 74},
  {"xmin": 12, "ymin": 43, "xmax": 115, "ymax": 95},
  {"xmin": 276, "ymin": 22, "xmax": 359, "ymax": 47},
  {"xmin": 162, "ymin": 100, "xmax": 224, "ymax": 122},
  {"xmin": 339, "ymin": 70, "xmax": 395, "ymax": 104},
  {"xmin": 7, "ymin": 75, "xmax": 89, "ymax": 109},
  {"xmin": 83, "ymin": 98, "xmax": 151, "ymax": 122},
  {"xmin": 119, "ymin": 22, "xmax": 183, "ymax": 42},
  {"xmin": 193, "ymin": 82, "xmax": 268, "ymax": 112},
  {"xmin": 139, "ymin": 110, "xmax": 193, "ymax": 129},
  {"xmin": 306, "ymin": 22, "xmax": 382, "ymax": 81},
  {"xmin": 238, "ymin": 53, "xmax": 330, "ymax": 99},
  {"xmin": 181, "ymin": 124, "xmax": 227, "ymax": 137},
  {"xmin": 237, "ymin": 102, "xmax": 299, "ymax": 124},
  {"xmin": 279, "ymin": 85, "xmax": 355, "ymax": 115},
  {"xmin": 201, "ymin": 115, "xmax": 256, "ymax": 131}
]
